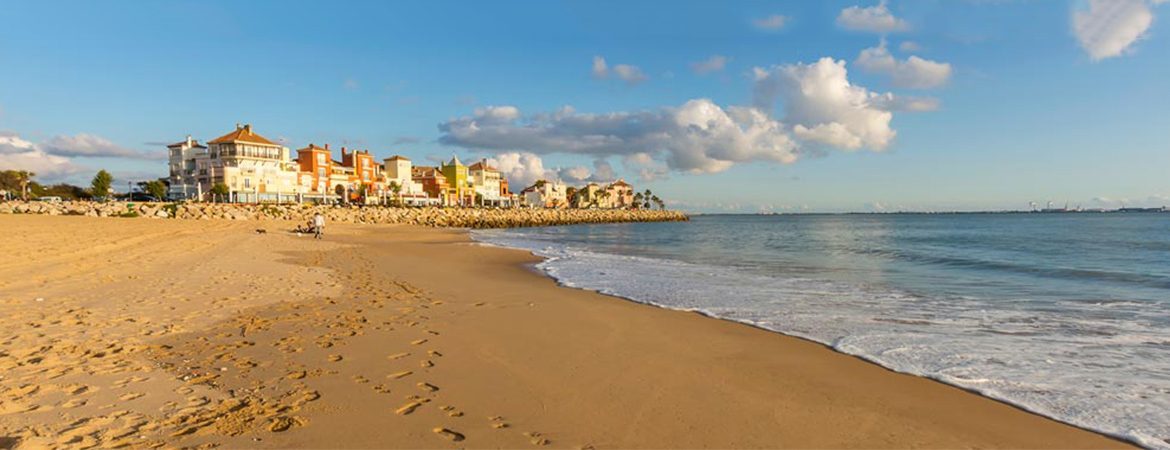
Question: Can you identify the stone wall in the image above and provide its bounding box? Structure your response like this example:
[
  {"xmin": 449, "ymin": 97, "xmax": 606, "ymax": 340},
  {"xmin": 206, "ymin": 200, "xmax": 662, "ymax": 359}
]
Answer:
[{"xmin": 0, "ymin": 201, "xmax": 689, "ymax": 229}]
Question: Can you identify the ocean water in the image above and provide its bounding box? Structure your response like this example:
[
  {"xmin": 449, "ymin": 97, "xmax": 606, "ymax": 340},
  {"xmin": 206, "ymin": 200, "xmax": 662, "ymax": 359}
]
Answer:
[{"xmin": 473, "ymin": 213, "xmax": 1170, "ymax": 448}]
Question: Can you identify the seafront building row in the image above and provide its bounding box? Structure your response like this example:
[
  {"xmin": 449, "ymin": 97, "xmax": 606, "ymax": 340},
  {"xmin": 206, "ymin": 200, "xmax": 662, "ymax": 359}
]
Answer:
[{"xmin": 167, "ymin": 124, "xmax": 637, "ymax": 208}]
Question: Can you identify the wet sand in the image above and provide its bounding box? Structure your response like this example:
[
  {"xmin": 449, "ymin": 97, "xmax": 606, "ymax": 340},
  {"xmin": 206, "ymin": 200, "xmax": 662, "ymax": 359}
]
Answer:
[{"xmin": 0, "ymin": 215, "xmax": 1131, "ymax": 448}]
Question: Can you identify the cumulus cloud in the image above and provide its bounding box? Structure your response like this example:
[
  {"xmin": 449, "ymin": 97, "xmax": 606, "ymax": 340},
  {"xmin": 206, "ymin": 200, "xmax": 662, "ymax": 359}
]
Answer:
[
  {"xmin": 855, "ymin": 41, "xmax": 952, "ymax": 89},
  {"xmin": 486, "ymin": 152, "xmax": 555, "ymax": 188},
  {"xmin": 874, "ymin": 95, "xmax": 941, "ymax": 112},
  {"xmin": 752, "ymin": 14, "xmax": 788, "ymax": 31},
  {"xmin": 752, "ymin": 57, "xmax": 897, "ymax": 151},
  {"xmin": 42, "ymin": 133, "xmax": 162, "ymax": 159},
  {"xmin": 1073, "ymin": 0, "xmax": 1159, "ymax": 61},
  {"xmin": 691, "ymin": 55, "xmax": 730, "ymax": 75},
  {"xmin": 440, "ymin": 99, "xmax": 799, "ymax": 174},
  {"xmin": 592, "ymin": 56, "xmax": 647, "ymax": 85},
  {"xmin": 837, "ymin": 1, "xmax": 909, "ymax": 33},
  {"xmin": 0, "ymin": 133, "xmax": 86, "ymax": 180},
  {"xmin": 622, "ymin": 152, "xmax": 669, "ymax": 181}
]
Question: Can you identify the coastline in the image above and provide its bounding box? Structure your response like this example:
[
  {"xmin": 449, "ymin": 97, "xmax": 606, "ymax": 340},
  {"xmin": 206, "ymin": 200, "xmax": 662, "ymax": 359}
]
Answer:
[{"xmin": 0, "ymin": 215, "xmax": 1131, "ymax": 448}]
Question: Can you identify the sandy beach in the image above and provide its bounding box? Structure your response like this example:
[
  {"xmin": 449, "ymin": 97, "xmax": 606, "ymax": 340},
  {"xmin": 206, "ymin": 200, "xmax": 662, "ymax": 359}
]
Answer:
[{"xmin": 0, "ymin": 214, "xmax": 1131, "ymax": 449}]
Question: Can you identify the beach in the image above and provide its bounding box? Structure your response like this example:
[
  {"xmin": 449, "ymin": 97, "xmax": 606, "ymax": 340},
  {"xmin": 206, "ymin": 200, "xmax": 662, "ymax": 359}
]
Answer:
[{"xmin": 0, "ymin": 215, "xmax": 1130, "ymax": 449}]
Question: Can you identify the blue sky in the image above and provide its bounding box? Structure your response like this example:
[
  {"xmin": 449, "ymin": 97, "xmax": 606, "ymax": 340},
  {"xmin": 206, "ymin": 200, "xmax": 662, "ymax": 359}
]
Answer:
[{"xmin": 1, "ymin": 0, "xmax": 1167, "ymax": 212}]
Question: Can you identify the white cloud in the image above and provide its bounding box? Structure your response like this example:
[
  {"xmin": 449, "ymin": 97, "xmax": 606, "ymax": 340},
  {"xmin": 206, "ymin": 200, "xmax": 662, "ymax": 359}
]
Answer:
[
  {"xmin": 753, "ymin": 57, "xmax": 897, "ymax": 151},
  {"xmin": 592, "ymin": 56, "xmax": 647, "ymax": 85},
  {"xmin": 622, "ymin": 152, "xmax": 669, "ymax": 181},
  {"xmin": 612, "ymin": 64, "xmax": 647, "ymax": 85},
  {"xmin": 837, "ymin": 1, "xmax": 910, "ymax": 33},
  {"xmin": 898, "ymin": 40, "xmax": 922, "ymax": 52},
  {"xmin": 439, "ymin": 99, "xmax": 799, "ymax": 174},
  {"xmin": 855, "ymin": 41, "xmax": 952, "ymax": 89},
  {"xmin": 43, "ymin": 133, "xmax": 162, "ymax": 159},
  {"xmin": 591, "ymin": 56, "xmax": 608, "ymax": 79},
  {"xmin": 752, "ymin": 14, "xmax": 788, "ymax": 31},
  {"xmin": 874, "ymin": 95, "xmax": 941, "ymax": 112},
  {"xmin": 691, "ymin": 55, "xmax": 730, "ymax": 75},
  {"xmin": 486, "ymin": 152, "xmax": 556, "ymax": 189},
  {"xmin": 1073, "ymin": 0, "xmax": 1158, "ymax": 61},
  {"xmin": 0, "ymin": 133, "xmax": 87, "ymax": 180}
]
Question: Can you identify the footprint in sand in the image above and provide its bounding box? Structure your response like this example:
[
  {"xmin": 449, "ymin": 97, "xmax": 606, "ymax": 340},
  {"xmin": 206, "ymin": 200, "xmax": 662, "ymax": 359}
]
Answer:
[
  {"xmin": 410, "ymin": 339, "xmax": 427, "ymax": 346},
  {"xmin": 395, "ymin": 401, "xmax": 423, "ymax": 415},
  {"xmin": 427, "ymin": 350, "xmax": 443, "ymax": 357},
  {"xmin": 388, "ymin": 371, "xmax": 412, "ymax": 380},
  {"xmin": 119, "ymin": 392, "xmax": 145, "ymax": 401},
  {"xmin": 523, "ymin": 431, "xmax": 550, "ymax": 446},
  {"xmin": 353, "ymin": 375, "xmax": 369, "ymax": 384},
  {"xmin": 432, "ymin": 427, "xmax": 465, "ymax": 442},
  {"xmin": 387, "ymin": 352, "xmax": 410, "ymax": 360},
  {"xmin": 419, "ymin": 360, "xmax": 434, "ymax": 368},
  {"xmin": 269, "ymin": 416, "xmax": 307, "ymax": 432},
  {"xmin": 327, "ymin": 354, "xmax": 343, "ymax": 362},
  {"xmin": 373, "ymin": 384, "xmax": 391, "ymax": 394},
  {"xmin": 489, "ymin": 416, "xmax": 509, "ymax": 429},
  {"xmin": 417, "ymin": 382, "xmax": 438, "ymax": 392},
  {"xmin": 287, "ymin": 370, "xmax": 307, "ymax": 380}
]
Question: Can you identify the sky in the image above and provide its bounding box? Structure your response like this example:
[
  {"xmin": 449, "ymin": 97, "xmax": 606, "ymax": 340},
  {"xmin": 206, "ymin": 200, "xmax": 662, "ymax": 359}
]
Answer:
[{"xmin": 1, "ymin": 0, "xmax": 1168, "ymax": 213}]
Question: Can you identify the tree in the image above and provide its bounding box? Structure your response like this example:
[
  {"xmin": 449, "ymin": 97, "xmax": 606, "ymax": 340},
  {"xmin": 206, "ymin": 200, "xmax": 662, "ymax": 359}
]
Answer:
[
  {"xmin": 632, "ymin": 192, "xmax": 643, "ymax": 209},
  {"xmin": 388, "ymin": 181, "xmax": 402, "ymax": 207},
  {"xmin": 211, "ymin": 182, "xmax": 230, "ymax": 203},
  {"xmin": 652, "ymin": 195, "xmax": 664, "ymax": 210},
  {"xmin": 144, "ymin": 180, "xmax": 168, "ymax": 201},
  {"xmin": 91, "ymin": 170, "xmax": 113, "ymax": 201},
  {"xmin": 642, "ymin": 189, "xmax": 653, "ymax": 209}
]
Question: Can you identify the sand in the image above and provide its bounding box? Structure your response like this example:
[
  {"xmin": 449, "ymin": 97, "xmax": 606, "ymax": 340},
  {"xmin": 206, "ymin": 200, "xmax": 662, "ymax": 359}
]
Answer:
[{"xmin": 0, "ymin": 214, "xmax": 1131, "ymax": 449}]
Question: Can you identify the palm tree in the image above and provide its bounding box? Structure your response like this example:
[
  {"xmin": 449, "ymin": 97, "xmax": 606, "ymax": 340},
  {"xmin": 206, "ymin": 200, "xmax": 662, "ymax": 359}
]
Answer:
[
  {"xmin": 642, "ymin": 189, "xmax": 653, "ymax": 209},
  {"xmin": 17, "ymin": 171, "xmax": 35, "ymax": 201},
  {"xmin": 651, "ymin": 195, "xmax": 664, "ymax": 210},
  {"xmin": 632, "ymin": 192, "xmax": 643, "ymax": 209},
  {"xmin": 389, "ymin": 181, "xmax": 402, "ymax": 207}
]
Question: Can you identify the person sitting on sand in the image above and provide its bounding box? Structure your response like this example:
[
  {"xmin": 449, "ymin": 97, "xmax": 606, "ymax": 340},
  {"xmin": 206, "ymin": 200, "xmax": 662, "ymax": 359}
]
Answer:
[{"xmin": 313, "ymin": 213, "xmax": 325, "ymax": 239}]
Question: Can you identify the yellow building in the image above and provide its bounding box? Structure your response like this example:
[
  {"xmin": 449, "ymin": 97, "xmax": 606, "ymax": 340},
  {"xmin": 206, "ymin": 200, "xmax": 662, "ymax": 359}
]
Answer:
[{"xmin": 440, "ymin": 155, "xmax": 472, "ymax": 205}]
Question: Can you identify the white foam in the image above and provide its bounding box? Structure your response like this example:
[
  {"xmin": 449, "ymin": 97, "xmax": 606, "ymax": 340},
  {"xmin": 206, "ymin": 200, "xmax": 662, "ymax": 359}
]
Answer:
[{"xmin": 473, "ymin": 229, "xmax": 1170, "ymax": 449}]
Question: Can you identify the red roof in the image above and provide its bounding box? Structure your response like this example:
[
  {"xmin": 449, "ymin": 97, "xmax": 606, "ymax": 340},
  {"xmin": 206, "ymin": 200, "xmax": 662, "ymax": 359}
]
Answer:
[{"xmin": 208, "ymin": 124, "xmax": 279, "ymax": 146}]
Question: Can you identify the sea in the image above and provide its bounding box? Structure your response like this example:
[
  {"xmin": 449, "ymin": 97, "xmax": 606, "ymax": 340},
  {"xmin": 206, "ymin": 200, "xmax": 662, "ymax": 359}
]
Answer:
[{"xmin": 472, "ymin": 213, "xmax": 1170, "ymax": 448}]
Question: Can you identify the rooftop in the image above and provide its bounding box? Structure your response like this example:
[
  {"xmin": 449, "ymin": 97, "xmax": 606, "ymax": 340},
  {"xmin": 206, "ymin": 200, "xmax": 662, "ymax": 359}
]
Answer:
[{"xmin": 208, "ymin": 124, "xmax": 280, "ymax": 146}]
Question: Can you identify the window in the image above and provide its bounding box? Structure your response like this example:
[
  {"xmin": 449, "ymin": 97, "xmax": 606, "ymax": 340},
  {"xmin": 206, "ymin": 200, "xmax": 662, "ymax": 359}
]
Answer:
[
  {"xmin": 244, "ymin": 178, "xmax": 251, "ymax": 188},
  {"xmin": 317, "ymin": 153, "xmax": 325, "ymax": 165},
  {"xmin": 317, "ymin": 168, "xmax": 325, "ymax": 177}
]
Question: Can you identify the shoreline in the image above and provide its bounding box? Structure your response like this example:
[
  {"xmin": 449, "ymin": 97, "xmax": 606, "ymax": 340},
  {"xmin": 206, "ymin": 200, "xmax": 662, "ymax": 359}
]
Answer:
[
  {"xmin": 0, "ymin": 215, "xmax": 1133, "ymax": 448},
  {"xmin": 468, "ymin": 231, "xmax": 1141, "ymax": 448}
]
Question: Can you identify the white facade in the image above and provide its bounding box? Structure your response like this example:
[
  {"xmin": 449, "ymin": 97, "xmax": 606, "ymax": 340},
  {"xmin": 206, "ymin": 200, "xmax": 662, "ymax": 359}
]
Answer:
[
  {"xmin": 167, "ymin": 136, "xmax": 208, "ymax": 200},
  {"xmin": 521, "ymin": 180, "xmax": 567, "ymax": 208},
  {"xmin": 382, "ymin": 156, "xmax": 427, "ymax": 205}
]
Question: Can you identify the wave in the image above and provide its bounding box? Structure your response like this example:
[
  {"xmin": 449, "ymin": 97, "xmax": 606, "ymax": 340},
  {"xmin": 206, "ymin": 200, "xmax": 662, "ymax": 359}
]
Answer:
[{"xmin": 472, "ymin": 229, "xmax": 1170, "ymax": 449}]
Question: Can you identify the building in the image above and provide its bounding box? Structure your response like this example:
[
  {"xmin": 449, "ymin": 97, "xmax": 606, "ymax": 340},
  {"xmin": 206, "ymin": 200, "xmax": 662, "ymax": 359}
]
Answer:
[
  {"xmin": 206, "ymin": 124, "xmax": 301, "ymax": 203},
  {"xmin": 413, "ymin": 166, "xmax": 457, "ymax": 206},
  {"xmin": 340, "ymin": 148, "xmax": 382, "ymax": 203},
  {"xmin": 295, "ymin": 143, "xmax": 336, "ymax": 202},
  {"xmin": 468, "ymin": 159, "xmax": 511, "ymax": 207},
  {"xmin": 383, "ymin": 155, "xmax": 431, "ymax": 206},
  {"xmin": 439, "ymin": 155, "xmax": 473, "ymax": 206},
  {"xmin": 166, "ymin": 135, "xmax": 208, "ymax": 200},
  {"xmin": 605, "ymin": 179, "xmax": 635, "ymax": 208},
  {"xmin": 520, "ymin": 180, "xmax": 568, "ymax": 208}
]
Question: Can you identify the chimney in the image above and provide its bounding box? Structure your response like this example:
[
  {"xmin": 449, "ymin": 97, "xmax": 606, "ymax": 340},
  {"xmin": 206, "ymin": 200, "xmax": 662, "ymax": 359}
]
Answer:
[
  {"xmin": 341, "ymin": 147, "xmax": 348, "ymax": 157},
  {"xmin": 186, "ymin": 135, "xmax": 193, "ymax": 146},
  {"xmin": 324, "ymin": 143, "xmax": 330, "ymax": 150},
  {"xmin": 236, "ymin": 122, "xmax": 242, "ymax": 130},
  {"xmin": 243, "ymin": 124, "xmax": 252, "ymax": 132}
]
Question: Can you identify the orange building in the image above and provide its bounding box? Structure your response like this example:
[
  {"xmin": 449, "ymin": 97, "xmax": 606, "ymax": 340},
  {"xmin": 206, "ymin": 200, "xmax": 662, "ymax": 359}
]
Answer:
[
  {"xmin": 295, "ymin": 143, "xmax": 334, "ymax": 197},
  {"xmin": 412, "ymin": 166, "xmax": 457, "ymax": 206}
]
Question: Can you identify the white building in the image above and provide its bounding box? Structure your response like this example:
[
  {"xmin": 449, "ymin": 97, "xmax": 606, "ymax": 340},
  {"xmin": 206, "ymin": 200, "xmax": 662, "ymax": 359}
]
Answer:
[
  {"xmin": 468, "ymin": 159, "xmax": 510, "ymax": 206},
  {"xmin": 520, "ymin": 180, "xmax": 567, "ymax": 208},
  {"xmin": 206, "ymin": 124, "xmax": 301, "ymax": 203},
  {"xmin": 166, "ymin": 136, "xmax": 208, "ymax": 200},
  {"xmin": 382, "ymin": 155, "xmax": 430, "ymax": 205}
]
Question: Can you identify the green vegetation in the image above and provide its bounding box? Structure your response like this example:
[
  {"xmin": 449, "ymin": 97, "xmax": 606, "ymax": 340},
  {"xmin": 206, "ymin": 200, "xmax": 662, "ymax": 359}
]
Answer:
[
  {"xmin": 210, "ymin": 183, "xmax": 230, "ymax": 203},
  {"xmin": 90, "ymin": 170, "xmax": 114, "ymax": 201}
]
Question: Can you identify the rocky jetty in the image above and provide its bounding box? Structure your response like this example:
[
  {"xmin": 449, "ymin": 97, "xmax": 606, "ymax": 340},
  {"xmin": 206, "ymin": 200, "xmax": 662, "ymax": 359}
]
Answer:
[{"xmin": 0, "ymin": 201, "xmax": 688, "ymax": 228}]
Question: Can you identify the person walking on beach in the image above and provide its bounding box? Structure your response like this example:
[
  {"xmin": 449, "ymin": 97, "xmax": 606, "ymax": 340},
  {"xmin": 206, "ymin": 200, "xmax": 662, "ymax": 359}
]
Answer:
[{"xmin": 313, "ymin": 212, "xmax": 325, "ymax": 239}]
